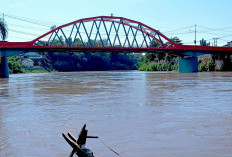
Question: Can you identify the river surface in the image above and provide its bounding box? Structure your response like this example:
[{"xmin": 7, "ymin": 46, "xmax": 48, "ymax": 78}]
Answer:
[{"xmin": 0, "ymin": 71, "xmax": 232, "ymax": 157}]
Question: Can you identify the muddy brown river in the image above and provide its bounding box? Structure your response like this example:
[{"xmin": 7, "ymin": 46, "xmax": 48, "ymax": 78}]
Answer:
[{"xmin": 0, "ymin": 71, "xmax": 232, "ymax": 157}]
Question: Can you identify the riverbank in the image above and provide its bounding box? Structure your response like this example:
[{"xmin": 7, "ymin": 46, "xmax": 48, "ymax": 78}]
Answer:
[
  {"xmin": 137, "ymin": 54, "xmax": 232, "ymax": 72},
  {"xmin": 7, "ymin": 52, "xmax": 138, "ymax": 74},
  {"xmin": 7, "ymin": 53, "xmax": 232, "ymax": 74}
]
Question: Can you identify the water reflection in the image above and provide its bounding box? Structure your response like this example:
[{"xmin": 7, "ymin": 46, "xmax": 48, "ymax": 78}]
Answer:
[
  {"xmin": 0, "ymin": 71, "xmax": 232, "ymax": 157},
  {"xmin": 0, "ymin": 79, "xmax": 9, "ymax": 156},
  {"xmin": 0, "ymin": 79, "xmax": 9, "ymax": 99}
]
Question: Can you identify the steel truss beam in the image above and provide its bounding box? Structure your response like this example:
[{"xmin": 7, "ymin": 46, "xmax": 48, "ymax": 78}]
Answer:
[
  {"xmin": 93, "ymin": 20, "xmax": 104, "ymax": 46},
  {"xmin": 102, "ymin": 18, "xmax": 112, "ymax": 47},
  {"xmin": 33, "ymin": 16, "xmax": 177, "ymax": 50},
  {"xmin": 113, "ymin": 20, "xmax": 122, "ymax": 47},
  {"xmin": 73, "ymin": 22, "xmax": 85, "ymax": 46}
]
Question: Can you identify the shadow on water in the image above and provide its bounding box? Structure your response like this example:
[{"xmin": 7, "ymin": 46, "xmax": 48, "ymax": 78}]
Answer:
[
  {"xmin": 0, "ymin": 78, "xmax": 9, "ymax": 99},
  {"xmin": 0, "ymin": 79, "xmax": 9, "ymax": 156}
]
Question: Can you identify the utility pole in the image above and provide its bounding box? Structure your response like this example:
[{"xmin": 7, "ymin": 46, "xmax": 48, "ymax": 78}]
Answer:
[
  {"xmin": 2, "ymin": 13, "xmax": 5, "ymax": 41},
  {"xmin": 213, "ymin": 38, "xmax": 219, "ymax": 46},
  {"xmin": 194, "ymin": 25, "xmax": 197, "ymax": 45},
  {"xmin": 2, "ymin": 13, "xmax": 5, "ymax": 24}
]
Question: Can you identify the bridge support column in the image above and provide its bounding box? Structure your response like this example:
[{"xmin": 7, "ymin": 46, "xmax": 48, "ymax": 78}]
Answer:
[
  {"xmin": 178, "ymin": 56, "xmax": 198, "ymax": 73},
  {"xmin": 0, "ymin": 56, "xmax": 9, "ymax": 78}
]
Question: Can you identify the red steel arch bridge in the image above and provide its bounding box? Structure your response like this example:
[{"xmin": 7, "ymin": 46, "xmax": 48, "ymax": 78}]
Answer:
[{"xmin": 1, "ymin": 16, "xmax": 232, "ymax": 78}]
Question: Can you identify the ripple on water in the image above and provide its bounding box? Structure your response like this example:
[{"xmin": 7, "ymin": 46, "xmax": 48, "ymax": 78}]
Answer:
[{"xmin": 1, "ymin": 71, "xmax": 232, "ymax": 157}]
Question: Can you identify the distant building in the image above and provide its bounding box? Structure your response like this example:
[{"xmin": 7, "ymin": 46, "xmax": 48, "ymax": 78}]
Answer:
[
  {"xmin": 22, "ymin": 58, "xmax": 34, "ymax": 67},
  {"xmin": 24, "ymin": 52, "xmax": 42, "ymax": 60},
  {"xmin": 224, "ymin": 41, "xmax": 232, "ymax": 47}
]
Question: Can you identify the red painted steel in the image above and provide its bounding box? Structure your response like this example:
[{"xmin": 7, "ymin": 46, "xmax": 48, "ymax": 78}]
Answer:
[
  {"xmin": 1, "ymin": 16, "xmax": 232, "ymax": 54},
  {"xmin": 31, "ymin": 16, "xmax": 177, "ymax": 46}
]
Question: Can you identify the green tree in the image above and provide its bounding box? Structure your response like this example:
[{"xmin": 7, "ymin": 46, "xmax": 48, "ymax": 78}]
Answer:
[
  {"xmin": 52, "ymin": 36, "xmax": 64, "ymax": 46},
  {"xmin": 137, "ymin": 36, "xmax": 181, "ymax": 71},
  {"xmin": 73, "ymin": 38, "xmax": 84, "ymax": 46},
  {"xmin": 169, "ymin": 36, "xmax": 182, "ymax": 45},
  {"xmin": 150, "ymin": 40, "xmax": 162, "ymax": 47},
  {"xmin": 8, "ymin": 56, "xmax": 25, "ymax": 73},
  {"xmin": 200, "ymin": 38, "xmax": 210, "ymax": 46}
]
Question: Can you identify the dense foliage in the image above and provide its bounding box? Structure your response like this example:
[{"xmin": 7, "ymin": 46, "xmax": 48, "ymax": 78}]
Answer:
[
  {"xmin": 137, "ymin": 37, "xmax": 181, "ymax": 72},
  {"xmin": 198, "ymin": 58, "xmax": 214, "ymax": 72},
  {"xmin": 199, "ymin": 54, "xmax": 232, "ymax": 72},
  {"xmin": 8, "ymin": 56, "xmax": 25, "ymax": 73},
  {"xmin": 36, "ymin": 52, "xmax": 137, "ymax": 72},
  {"xmin": 138, "ymin": 53, "xmax": 178, "ymax": 71}
]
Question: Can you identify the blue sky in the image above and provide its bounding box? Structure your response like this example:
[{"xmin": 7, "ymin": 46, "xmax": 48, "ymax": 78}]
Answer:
[{"xmin": 1, "ymin": 0, "xmax": 232, "ymax": 45}]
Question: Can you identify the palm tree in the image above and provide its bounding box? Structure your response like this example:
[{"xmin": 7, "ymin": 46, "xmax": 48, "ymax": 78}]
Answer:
[{"xmin": 0, "ymin": 19, "xmax": 7, "ymax": 41}]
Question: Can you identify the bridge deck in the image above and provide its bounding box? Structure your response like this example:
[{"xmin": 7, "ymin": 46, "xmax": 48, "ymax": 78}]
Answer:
[{"xmin": 1, "ymin": 41, "xmax": 232, "ymax": 56}]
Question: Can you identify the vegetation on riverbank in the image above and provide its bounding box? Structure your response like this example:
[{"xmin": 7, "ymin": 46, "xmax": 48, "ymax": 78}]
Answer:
[
  {"xmin": 198, "ymin": 54, "xmax": 232, "ymax": 72},
  {"xmin": 198, "ymin": 57, "xmax": 214, "ymax": 72},
  {"xmin": 8, "ymin": 56, "xmax": 25, "ymax": 73},
  {"xmin": 7, "ymin": 52, "xmax": 137, "ymax": 74},
  {"xmin": 137, "ymin": 37, "xmax": 181, "ymax": 72},
  {"xmin": 6, "ymin": 37, "xmax": 138, "ymax": 74},
  {"xmin": 137, "ymin": 37, "xmax": 232, "ymax": 72},
  {"xmin": 138, "ymin": 62, "xmax": 178, "ymax": 71},
  {"xmin": 138, "ymin": 53, "xmax": 232, "ymax": 72},
  {"xmin": 37, "ymin": 52, "xmax": 137, "ymax": 71},
  {"xmin": 7, "ymin": 51, "xmax": 232, "ymax": 74},
  {"xmin": 137, "ymin": 54, "xmax": 178, "ymax": 71}
]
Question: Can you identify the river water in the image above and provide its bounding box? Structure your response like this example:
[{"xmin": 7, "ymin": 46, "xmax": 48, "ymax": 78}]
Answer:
[{"xmin": 0, "ymin": 71, "xmax": 232, "ymax": 157}]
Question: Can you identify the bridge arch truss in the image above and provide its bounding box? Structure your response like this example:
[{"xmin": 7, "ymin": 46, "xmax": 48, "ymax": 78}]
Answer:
[{"xmin": 32, "ymin": 16, "xmax": 179, "ymax": 50}]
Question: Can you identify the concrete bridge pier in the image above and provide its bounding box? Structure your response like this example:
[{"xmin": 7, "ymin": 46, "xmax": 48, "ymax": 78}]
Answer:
[
  {"xmin": 0, "ymin": 56, "xmax": 9, "ymax": 78},
  {"xmin": 178, "ymin": 56, "xmax": 198, "ymax": 73},
  {"xmin": 0, "ymin": 49, "xmax": 26, "ymax": 78}
]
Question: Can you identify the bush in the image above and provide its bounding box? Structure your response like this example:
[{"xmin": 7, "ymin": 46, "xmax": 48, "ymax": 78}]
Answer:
[
  {"xmin": 198, "ymin": 58, "xmax": 215, "ymax": 72},
  {"xmin": 206, "ymin": 59, "xmax": 215, "ymax": 71},
  {"xmin": 199, "ymin": 62, "xmax": 206, "ymax": 72},
  {"xmin": 138, "ymin": 62, "xmax": 178, "ymax": 72},
  {"xmin": 8, "ymin": 56, "xmax": 25, "ymax": 74}
]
